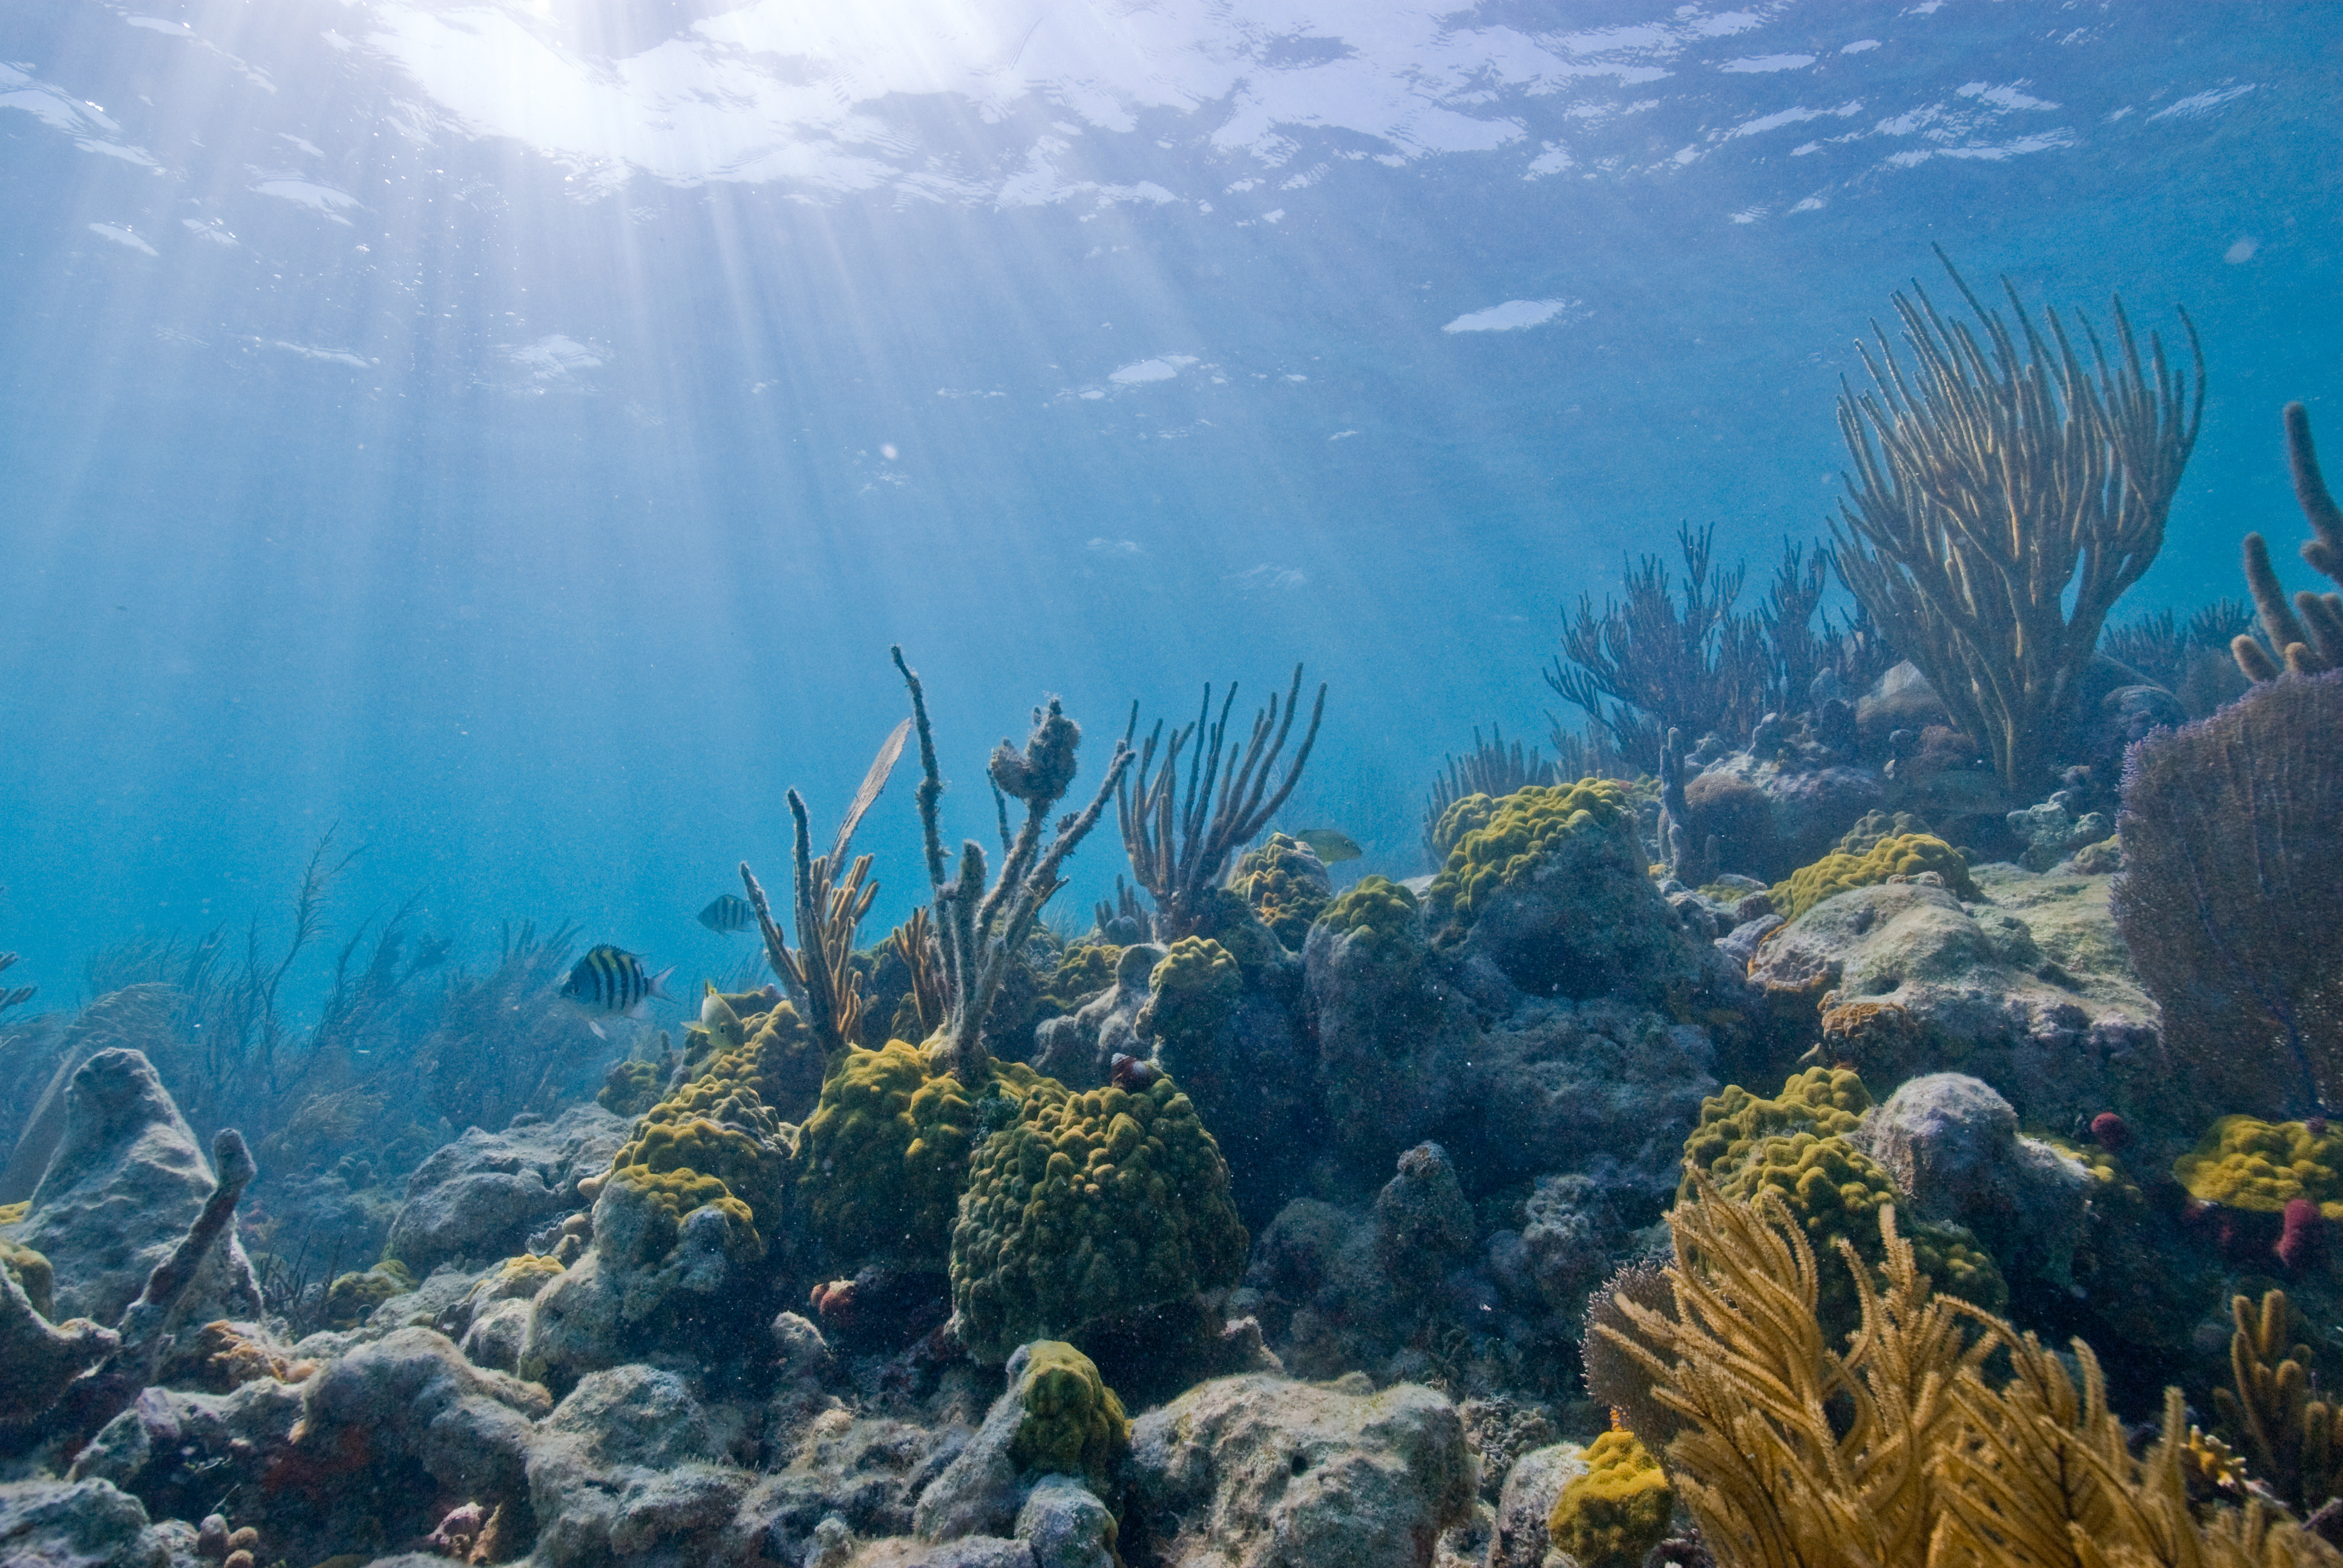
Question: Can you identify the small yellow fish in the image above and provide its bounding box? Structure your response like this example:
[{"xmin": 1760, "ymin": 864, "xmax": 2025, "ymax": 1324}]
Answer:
[{"xmin": 1294, "ymin": 828, "xmax": 1362, "ymax": 864}]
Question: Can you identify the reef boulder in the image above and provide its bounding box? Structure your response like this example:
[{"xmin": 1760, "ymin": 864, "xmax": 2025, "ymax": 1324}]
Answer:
[
  {"xmin": 15, "ymin": 1048, "xmax": 260, "ymax": 1330},
  {"xmin": 385, "ymin": 1103, "xmax": 629, "ymax": 1275},
  {"xmin": 527, "ymin": 1363, "xmax": 752, "ymax": 1568},
  {"xmin": 1122, "ymin": 1371, "xmax": 1473, "ymax": 1568}
]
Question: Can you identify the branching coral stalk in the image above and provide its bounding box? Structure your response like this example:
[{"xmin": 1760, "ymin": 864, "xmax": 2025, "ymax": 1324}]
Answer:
[
  {"xmin": 1595, "ymin": 1174, "xmax": 2336, "ymax": 1568},
  {"xmin": 1832, "ymin": 247, "xmax": 2204, "ymax": 795},
  {"xmin": 893, "ymin": 645, "xmax": 1133, "ymax": 1085},
  {"xmin": 1117, "ymin": 664, "xmax": 1326, "ymax": 941},
  {"xmin": 2234, "ymin": 403, "xmax": 2343, "ymax": 681},
  {"xmin": 2212, "ymin": 1289, "xmax": 2343, "ymax": 1517},
  {"xmin": 885, "ymin": 906, "xmax": 948, "ymax": 1045}
]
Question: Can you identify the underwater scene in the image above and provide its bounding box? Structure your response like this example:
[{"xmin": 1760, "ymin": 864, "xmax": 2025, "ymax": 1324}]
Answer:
[{"xmin": 2, "ymin": 0, "xmax": 2342, "ymax": 1564}]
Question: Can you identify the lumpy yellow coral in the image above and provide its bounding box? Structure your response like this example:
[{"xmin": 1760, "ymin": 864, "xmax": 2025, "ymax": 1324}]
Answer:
[
  {"xmin": 951, "ymin": 1073, "xmax": 1248, "ymax": 1364},
  {"xmin": 1230, "ymin": 833, "xmax": 1332, "ymax": 947},
  {"xmin": 1768, "ymin": 832, "xmax": 1980, "ymax": 921},
  {"xmin": 1548, "ymin": 1429, "xmax": 1673, "ymax": 1568},
  {"xmin": 596, "ymin": 1058, "xmax": 664, "ymax": 1119},
  {"xmin": 1314, "ymin": 874, "xmax": 1419, "ymax": 952},
  {"xmin": 604, "ymin": 1007, "xmax": 796, "ymax": 1261},
  {"xmin": 1426, "ymin": 779, "xmax": 1635, "ymax": 925},
  {"xmin": 1, "ymin": 1238, "xmax": 54, "ymax": 1320},
  {"xmin": 1683, "ymin": 1069, "xmax": 2005, "ymax": 1328},
  {"xmin": 1137, "ymin": 938, "xmax": 1243, "ymax": 1045},
  {"xmin": 2175, "ymin": 1115, "xmax": 2343, "ymax": 1218},
  {"xmin": 1008, "ymin": 1341, "xmax": 1131, "ymax": 1495}
]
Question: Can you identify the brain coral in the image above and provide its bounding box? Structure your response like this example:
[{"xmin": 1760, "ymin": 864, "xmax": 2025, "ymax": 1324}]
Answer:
[
  {"xmin": 1136, "ymin": 938, "xmax": 1244, "ymax": 1047},
  {"xmin": 2174, "ymin": 1116, "xmax": 2343, "ymax": 1219},
  {"xmin": 950, "ymin": 1073, "xmax": 1248, "ymax": 1364},
  {"xmin": 1549, "ymin": 1429, "xmax": 1673, "ymax": 1568},
  {"xmin": 1427, "ymin": 779, "xmax": 1636, "ymax": 926},
  {"xmin": 1008, "ymin": 1340, "xmax": 1132, "ymax": 1496},
  {"xmin": 1231, "ymin": 833, "xmax": 1333, "ymax": 948},
  {"xmin": 1314, "ymin": 874, "xmax": 1421, "ymax": 954},
  {"xmin": 1769, "ymin": 832, "xmax": 1980, "ymax": 922},
  {"xmin": 1683, "ymin": 1068, "xmax": 2005, "ymax": 1328}
]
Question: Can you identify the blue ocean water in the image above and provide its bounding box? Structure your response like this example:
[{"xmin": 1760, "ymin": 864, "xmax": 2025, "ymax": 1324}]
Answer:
[{"xmin": 0, "ymin": 0, "xmax": 2335, "ymax": 1018}]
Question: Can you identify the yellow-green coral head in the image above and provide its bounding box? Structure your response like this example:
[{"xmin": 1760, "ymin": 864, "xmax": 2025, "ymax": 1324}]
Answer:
[
  {"xmin": 1008, "ymin": 1339, "xmax": 1131, "ymax": 1493},
  {"xmin": 1768, "ymin": 833, "xmax": 1978, "ymax": 922},
  {"xmin": 1426, "ymin": 779, "xmax": 1636, "ymax": 926},
  {"xmin": 2175, "ymin": 1115, "xmax": 2343, "ymax": 1219},
  {"xmin": 1549, "ymin": 1429, "xmax": 1673, "ymax": 1568}
]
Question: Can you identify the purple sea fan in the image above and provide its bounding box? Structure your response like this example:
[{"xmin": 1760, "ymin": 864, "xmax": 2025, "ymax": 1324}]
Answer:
[{"xmin": 2112, "ymin": 670, "xmax": 2343, "ymax": 1117}]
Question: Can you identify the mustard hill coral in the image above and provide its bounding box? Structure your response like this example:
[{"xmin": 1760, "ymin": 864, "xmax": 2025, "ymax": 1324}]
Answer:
[
  {"xmin": 796, "ymin": 1039, "xmax": 981, "ymax": 1269},
  {"xmin": 324, "ymin": 1259, "xmax": 415, "ymax": 1329},
  {"xmin": 950, "ymin": 1073, "xmax": 1247, "ymax": 1365},
  {"xmin": 0, "ymin": 1239, "xmax": 54, "ymax": 1322},
  {"xmin": 1314, "ymin": 875, "xmax": 1419, "ymax": 953},
  {"xmin": 596, "ymin": 1059, "xmax": 663, "ymax": 1120},
  {"xmin": 1426, "ymin": 779, "xmax": 1637, "ymax": 926},
  {"xmin": 1230, "ymin": 833, "xmax": 1332, "ymax": 949},
  {"xmin": 1768, "ymin": 832, "xmax": 1978, "ymax": 922},
  {"xmin": 1134, "ymin": 938, "xmax": 1242, "ymax": 1050},
  {"xmin": 1007, "ymin": 1340, "xmax": 1132, "ymax": 1497},
  {"xmin": 2174, "ymin": 1116, "xmax": 2343, "ymax": 1219},
  {"xmin": 1548, "ymin": 1429, "xmax": 1673, "ymax": 1568}
]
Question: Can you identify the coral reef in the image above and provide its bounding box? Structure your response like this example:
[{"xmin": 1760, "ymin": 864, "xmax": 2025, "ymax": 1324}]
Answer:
[
  {"xmin": 1135, "ymin": 938, "xmax": 1243, "ymax": 1050},
  {"xmin": 1831, "ymin": 250, "xmax": 2204, "ymax": 795},
  {"xmin": 2175, "ymin": 1117, "xmax": 2343, "ymax": 1218},
  {"xmin": 1424, "ymin": 728, "xmax": 1557, "ymax": 867},
  {"xmin": 796, "ymin": 1039, "xmax": 983, "ymax": 1270},
  {"xmin": 949, "ymin": 1074, "xmax": 1246, "ymax": 1365},
  {"xmin": 1547, "ymin": 1428, "xmax": 1672, "ymax": 1568},
  {"xmin": 2114, "ymin": 667, "xmax": 2343, "ymax": 1116}
]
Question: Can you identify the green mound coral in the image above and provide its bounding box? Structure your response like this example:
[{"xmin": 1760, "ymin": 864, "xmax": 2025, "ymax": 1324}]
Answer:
[
  {"xmin": 1314, "ymin": 874, "xmax": 1420, "ymax": 953},
  {"xmin": 1135, "ymin": 938, "xmax": 1243, "ymax": 1046},
  {"xmin": 605, "ymin": 1011, "xmax": 795, "ymax": 1262},
  {"xmin": 1008, "ymin": 1340, "xmax": 1132, "ymax": 1497},
  {"xmin": 468, "ymin": 1252, "xmax": 566, "ymax": 1307},
  {"xmin": 1768, "ymin": 832, "xmax": 1979, "ymax": 921},
  {"xmin": 1426, "ymin": 779, "xmax": 1636, "ymax": 926},
  {"xmin": 1549, "ymin": 1429, "xmax": 1673, "ymax": 1568},
  {"xmin": 323, "ymin": 1259, "xmax": 416, "ymax": 1329},
  {"xmin": 797, "ymin": 1040, "xmax": 1052, "ymax": 1269},
  {"xmin": 1230, "ymin": 833, "xmax": 1332, "ymax": 948},
  {"xmin": 1038, "ymin": 942, "xmax": 1122, "ymax": 1017},
  {"xmin": 597, "ymin": 1058, "xmax": 664, "ymax": 1119},
  {"xmin": 1834, "ymin": 809, "xmax": 1933, "ymax": 858},
  {"xmin": 951, "ymin": 1074, "xmax": 1248, "ymax": 1364},
  {"xmin": 1683, "ymin": 1068, "xmax": 2006, "ymax": 1330},
  {"xmin": 675, "ymin": 988, "xmax": 823, "ymax": 1122},
  {"xmin": 2174, "ymin": 1115, "xmax": 2343, "ymax": 1218},
  {"xmin": 1, "ymin": 1238, "xmax": 54, "ymax": 1320},
  {"xmin": 1427, "ymin": 791, "xmax": 1499, "ymax": 863}
]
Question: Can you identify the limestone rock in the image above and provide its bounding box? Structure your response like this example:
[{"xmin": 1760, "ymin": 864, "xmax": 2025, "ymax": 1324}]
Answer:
[
  {"xmin": 1124, "ymin": 1373, "xmax": 1473, "ymax": 1567},
  {"xmin": 529, "ymin": 1364, "xmax": 750, "ymax": 1568},
  {"xmin": 1851, "ymin": 1073, "xmax": 2094, "ymax": 1292},
  {"xmin": 1487, "ymin": 1442, "xmax": 1587, "ymax": 1568},
  {"xmin": 1014, "ymin": 1474, "xmax": 1115, "ymax": 1568},
  {"xmin": 0, "ymin": 1476, "xmax": 182, "ymax": 1568},
  {"xmin": 385, "ymin": 1103, "xmax": 628, "ymax": 1275},
  {"xmin": 1682, "ymin": 756, "xmax": 1889, "ymax": 883},
  {"xmin": 727, "ymin": 1412, "xmax": 963, "ymax": 1565},
  {"xmin": 1031, "ymin": 945, "xmax": 1159, "ymax": 1089},
  {"xmin": 1749, "ymin": 871, "xmax": 2158, "ymax": 1131},
  {"xmin": 18, "ymin": 1048, "xmax": 260, "ymax": 1330},
  {"xmin": 1303, "ymin": 916, "xmax": 1477, "ymax": 1169},
  {"xmin": 1464, "ymin": 1000, "xmax": 1717, "ymax": 1197}
]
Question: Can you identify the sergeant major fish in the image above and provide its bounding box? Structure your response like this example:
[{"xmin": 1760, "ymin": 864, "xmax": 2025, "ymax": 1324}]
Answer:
[
  {"xmin": 698, "ymin": 894, "xmax": 756, "ymax": 934},
  {"xmin": 559, "ymin": 944, "xmax": 675, "ymax": 1038}
]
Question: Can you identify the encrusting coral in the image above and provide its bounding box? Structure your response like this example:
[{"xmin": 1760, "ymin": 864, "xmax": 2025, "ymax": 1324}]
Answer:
[
  {"xmin": 1547, "ymin": 1428, "xmax": 1674, "ymax": 1568},
  {"xmin": 1596, "ymin": 1175, "xmax": 2340, "ymax": 1568},
  {"xmin": 1006, "ymin": 1339, "xmax": 1132, "ymax": 1498},
  {"xmin": 1767, "ymin": 831, "xmax": 1979, "ymax": 921},
  {"xmin": 949, "ymin": 1073, "xmax": 1246, "ymax": 1365},
  {"xmin": 2214, "ymin": 1289, "xmax": 2343, "ymax": 1518},
  {"xmin": 1228, "ymin": 833, "xmax": 1331, "ymax": 949},
  {"xmin": 1830, "ymin": 249, "xmax": 2204, "ymax": 795},
  {"xmin": 2175, "ymin": 1117, "xmax": 2343, "ymax": 1220},
  {"xmin": 1426, "ymin": 777, "xmax": 1637, "ymax": 926}
]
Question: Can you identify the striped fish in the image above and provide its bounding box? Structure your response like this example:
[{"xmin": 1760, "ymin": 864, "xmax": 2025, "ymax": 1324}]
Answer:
[
  {"xmin": 559, "ymin": 945, "xmax": 675, "ymax": 1038},
  {"xmin": 698, "ymin": 894, "xmax": 756, "ymax": 934}
]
